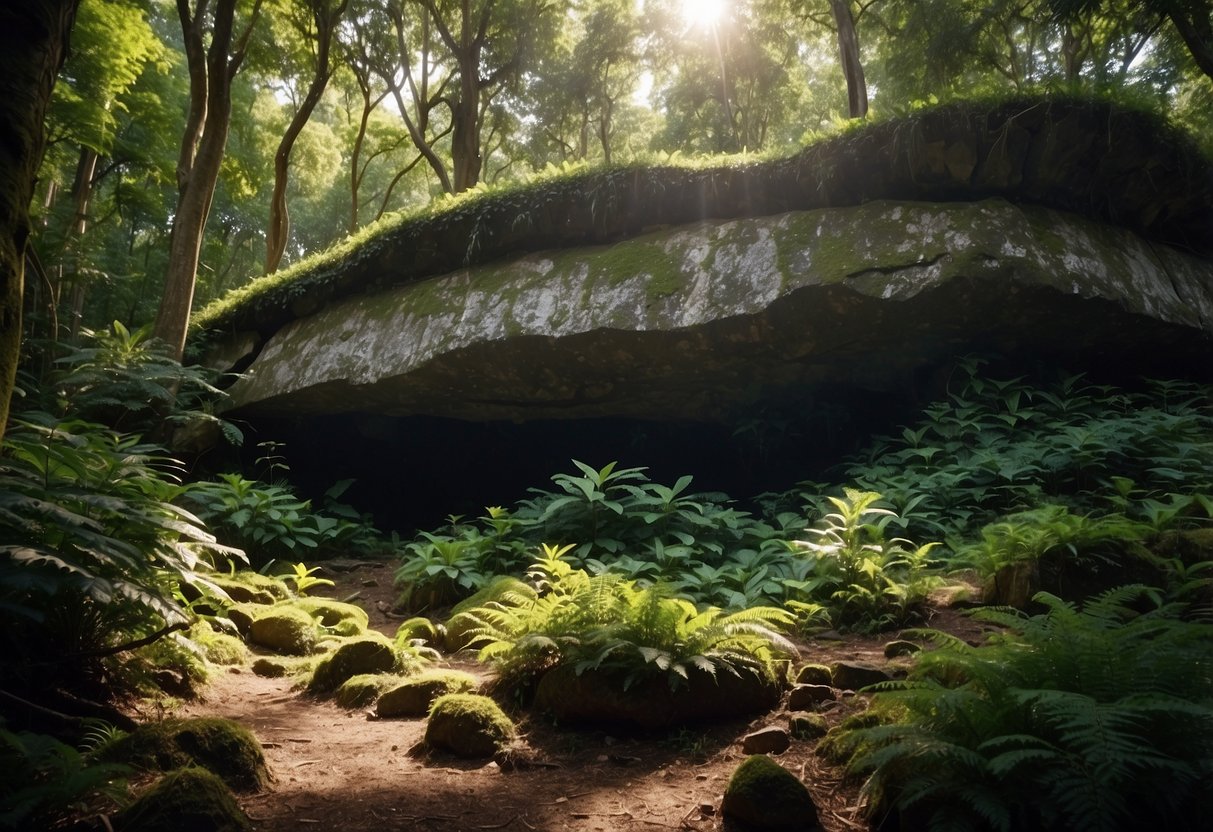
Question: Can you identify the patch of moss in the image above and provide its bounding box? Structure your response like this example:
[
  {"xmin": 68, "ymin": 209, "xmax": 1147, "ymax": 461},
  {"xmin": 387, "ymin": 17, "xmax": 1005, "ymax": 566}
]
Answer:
[
  {"xmin": 115, "ymin": 767, "xmax": 251, "ymax": 832},
  {"xmin": 307, "ymin": 634, "xmax": 398, "ymax": 694},
  {"xmin": 795, "ymin": 663, "xmax": 832, "ymax": 686},
  {"xmin": 289, "ymin": 597, "xmax": 370, "ymax": 630},
  {"xmin": 424, "ymin": 693, "xmax": 514, "ymax": 758},
  {"xmin": 223, "ymin": 603, "xmax": 257, "ymax": 637},
  {"xmin": 377, "ymin": 670, "xmax": 479, "ymax": 717},
  {"xmin": 251, "ymin": 658, "xmax": 288, "ymax": 678},
  {"xmin": 335, "ymin": 673, "xmax": 406, "ymax": 709},
  {"xmin": 721, "ymin": 754, "xmax": 819, "ymax": 831},
  {"xmin": 815, "ymin": 711, "xmax": 884, "ymax": 765},
  {"xmin": 209, "ymin": 576, "xmax": 278, "ymax": 606},
  {"xmin": 105, "ymin": 717, "xmax": 270, "ymax": 793},
  {"xmin": 248, "ymin": 606, "xmax": 318, "ymax": 655},
  {"xmin": 199, "ymin": 632, "xmax": 247, "ymax": 666}
]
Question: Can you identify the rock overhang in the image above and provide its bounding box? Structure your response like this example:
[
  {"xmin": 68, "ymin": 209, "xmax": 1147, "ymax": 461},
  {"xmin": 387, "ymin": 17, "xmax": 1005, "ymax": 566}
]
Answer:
[{"xmin": 220, "ymin": 198, "xmax": 1213, "ymax": 423}]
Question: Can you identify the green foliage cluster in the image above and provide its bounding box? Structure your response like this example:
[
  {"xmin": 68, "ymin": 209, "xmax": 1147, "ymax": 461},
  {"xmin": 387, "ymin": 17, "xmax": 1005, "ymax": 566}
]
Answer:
[
  {"xmin": 0, "ymin": 725, "xmax": 130, "ymax": 831},
  {"xmin": 455, "ymin": 544, "xmax": 796, "ymax": 694},
  {"xmin": 833, "ymin": 360, "xmax": 1213, "ymax": 545},
  {"xmin": 833, "ymin": 587, "xmax": 1213, "ymax": 832},
  {"xmin": 182, "ymin": 474, "xmax": 380, "ymax": 566}
]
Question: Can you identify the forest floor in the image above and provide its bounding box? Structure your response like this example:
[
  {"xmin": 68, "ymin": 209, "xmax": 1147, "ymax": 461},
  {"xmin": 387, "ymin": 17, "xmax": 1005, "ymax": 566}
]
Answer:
[{"xmin": 180, "ymin": 561, "xmax": 989, "ymax": 832}]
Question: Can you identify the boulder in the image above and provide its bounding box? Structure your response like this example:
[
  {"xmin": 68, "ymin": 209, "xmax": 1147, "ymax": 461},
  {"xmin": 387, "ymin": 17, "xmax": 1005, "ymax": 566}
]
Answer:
[
  {"xmin": 291, "ymin": 596, "xmax": 370, "ymax": 631},
  {"xmin": 533, "ymin": 664, "xmax": 783, "ymax": 730},
  {"xmin": 884, "ymin": 640, "xmax": 921, "ymax": 659},
  {"xmin": 789, "ymin": 712, "xmax": 829, "ymax": 740},
  {"xmin": 115, "ymin": 768, "xmax": 251, "ymax": 832},
  {"xmin": 308, "ymin": 635, "xmax": 397, "ymax": 693},
  {"xmin": 335, "ymin": 673, "xmax": 404, "ymax": 709},
  {"xmin": 104, "ymin": 718, "xmax": 270, "ymax": 793},
  {"xmin": 788, "ymin": 684, "xmax": 836, "ymax": 710},
  {"xmin": 830, "ymin": 661, "xmax": 893, "ymax": 691},
  {"xmin": 742, "ymin": 726, "xmax": 791, "ymax": 755},
  {"xmin": 376, "ymin": 670, "xmax": 479, "ymax": 717},
  {"xmin": 219, "ymin": 199, "xmax": 1213, "ymax": 424},
  {"xmin": 424, "ymin": 693, "xmax": 515, "ymax": 758},
  {"xmin": 721, "ymin": 755, "xmax": 821, "ymax": 831},
  {"xmin": 795, "ymin": 664, "xmax": 832, "ymax": 686},
  {"xmin": 248, "ymin": 607, "xmax": 318, "ymax": 655}
]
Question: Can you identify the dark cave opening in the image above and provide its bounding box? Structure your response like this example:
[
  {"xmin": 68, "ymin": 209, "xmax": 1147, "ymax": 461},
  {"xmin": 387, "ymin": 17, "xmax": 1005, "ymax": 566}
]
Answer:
[{"xmin": 226, "ymin": 385, "xmax": 919, "ymax": 535}]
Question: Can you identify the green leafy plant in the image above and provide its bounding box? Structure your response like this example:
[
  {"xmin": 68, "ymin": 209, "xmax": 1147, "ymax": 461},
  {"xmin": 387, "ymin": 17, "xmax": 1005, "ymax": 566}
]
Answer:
[
  {"xmin": 0, "ymin": 725, "xmax": 131, "ymax": 830},
  {"xmin": 281, "ymin": 562, "xmax": 335, "ymax": 596},
  {"xmin": 181, "ymin": 473, "xmax": 371, "ymax": 565},
  {"xmin": 793, "ymin": 489, "xmax": 939, "ymax": 632},
  {"xmin": 459, "ymin": 544, "xmax": 795, "ymax": 694},
  {"xmin": 835, "ymin": 586, "xmax": 1213, "ymax": 832}
]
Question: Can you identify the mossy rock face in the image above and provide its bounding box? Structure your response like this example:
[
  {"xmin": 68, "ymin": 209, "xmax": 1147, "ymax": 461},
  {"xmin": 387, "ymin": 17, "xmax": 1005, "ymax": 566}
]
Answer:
[
  {"xmin": 249, "ymin": 606, "xmax": 318, "ymax": 655},
  {"xmin": 377, "ymin": 670, "xmax": 478, "ymax": 717},
  {"xmin": 795, "ymin": 663, "xmax": 832, "ymax": 686},
  {"xmin": 115, "ymin": 768, "xmax": 251, "ymax": 832},
  {"xmin": 106, "ymin": 718, "xmax": 270, "ymax": 793},
  {"xmin": 424, "ymin": 693, "xmax": 514, "ymax": 758},
  {"xmin": 229, "ymin": 572, "xmax": 290, "ymax": 600},
  {"xmin": 721, "ymin": 755, "xmax": 820, "ymax": 831},
  {"xmin": 291, "ymin": 597, "xmax": 370, "ymax": 630},
  {"xmin": 308, "ymin": 635, "xmax": 397, "ymax": 694},
  {"xmin": 534, "ymin": 664, "xmax": 783, "ymax": 730},
  {"xmin": 789, "ymin": 712, "xmax": 829, "ymax": 740},
  {"xmin": 335, "ymin": 673, "xmax": 405, "ymax": 709}
]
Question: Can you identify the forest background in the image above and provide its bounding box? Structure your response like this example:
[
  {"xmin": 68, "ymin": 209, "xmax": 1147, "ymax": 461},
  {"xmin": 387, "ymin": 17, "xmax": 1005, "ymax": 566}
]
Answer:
[{"xmin": 25, "ymin": 0, "xmax": 1213, "ymax": 368}]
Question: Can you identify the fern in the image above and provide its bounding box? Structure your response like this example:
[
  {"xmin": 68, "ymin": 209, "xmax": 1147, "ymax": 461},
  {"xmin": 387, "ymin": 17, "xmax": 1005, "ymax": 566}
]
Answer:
[{"xmin": 839, "ymin": 585, "xmax": 1213, "ymax": 831}]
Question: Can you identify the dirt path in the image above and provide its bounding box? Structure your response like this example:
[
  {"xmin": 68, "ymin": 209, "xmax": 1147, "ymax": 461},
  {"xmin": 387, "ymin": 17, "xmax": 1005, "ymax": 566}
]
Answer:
[{"xmin": 180, "ymin": 565, "xmax": 984, "ymax": 831}]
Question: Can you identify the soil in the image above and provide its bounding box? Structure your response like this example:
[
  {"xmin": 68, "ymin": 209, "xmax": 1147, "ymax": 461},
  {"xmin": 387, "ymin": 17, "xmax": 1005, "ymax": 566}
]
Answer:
[{"xmin": 179, "ymin": 561, "xmax": 991, "ymax": 832}]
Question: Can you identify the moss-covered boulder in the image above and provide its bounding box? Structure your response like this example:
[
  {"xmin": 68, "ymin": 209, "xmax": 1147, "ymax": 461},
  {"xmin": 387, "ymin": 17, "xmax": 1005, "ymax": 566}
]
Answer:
[
  {"xmin": 251, "ymin": 657, "xmax": 289, "ymax": 678},
  {"xmin": 115, "ymin": 768, "xmax": 251, "ymax": 832},
  {"xmin": 394, "ymin": 616, "xmax": 445, "ymax": 650},
  {"xmin": 105, "ymin": 718, "xmax": 270, "ymax": 793},
  {"xmin": 424, "ymin": 693, "xmax": 514, "ymax": 758},
  {"xmin": 377, "ymin": 669, "xmax": 478, "ymax": 717},
  {"xmin": 210, "ymin": 576, "xmax": 279, "ymax": 606},
  {"xmin": 249, "ymin": 606, "xmax": 318, "ymax": 655},
  {"xmin": 224, "ymin": 603, "xmax": 257, "ymax": 637},
  {"xmin": 291, "ymin": 596, "xmax": 370, "ymax": 631},
  {"xmin": 191, "ymin": 622, "xmax": 247, "ymax": 666},
  {"xmin": 534, "ymin": 664, "xmax": 783, "ymax": 729},
  {"xmin": 335, "ymin": 673, "xmax": 405, "ymax": 708},
  {"xmin": 721, "ymin": 755, "xmax": 820, "ymax": 831},
  {"xmin": 795, "ymin": 663, "xmax": 832, "ymax": 686},
  {"xmin": 308, "ymin": 634, "xmax": 397, "ymax": 694}
]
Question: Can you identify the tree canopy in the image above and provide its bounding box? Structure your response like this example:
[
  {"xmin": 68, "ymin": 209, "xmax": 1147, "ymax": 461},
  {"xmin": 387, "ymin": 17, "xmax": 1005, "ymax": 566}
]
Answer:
[{"xmin": 20, "ymin": 0, "xmax": 1213, "ymax": 349}]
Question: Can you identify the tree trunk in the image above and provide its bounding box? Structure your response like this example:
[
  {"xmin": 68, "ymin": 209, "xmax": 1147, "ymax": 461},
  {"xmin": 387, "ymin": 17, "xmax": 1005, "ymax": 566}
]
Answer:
[
  {"xmin": 830, "ymin": 0, "xmax": 868, "ymax": 119},
  {"xmin": 265, "ymin": 0, "xmax": 348, "ymax": 274},
  {"xmin": 1168, "ymin": 0, "xmax": 1213, "ymax": 82},
  {"xmin": 154, "ymin": 0, "xmax": 259, "ymax": 361},
  {"xmin": 0, "ymin": 0, "xmax": 81, "ymax": 444}
]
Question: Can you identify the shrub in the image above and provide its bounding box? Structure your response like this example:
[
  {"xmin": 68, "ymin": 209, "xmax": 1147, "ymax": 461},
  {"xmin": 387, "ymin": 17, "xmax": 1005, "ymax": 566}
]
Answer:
[{"xmin": 836, "ymin": 586, "xmax": 1213, "ymax": 831}]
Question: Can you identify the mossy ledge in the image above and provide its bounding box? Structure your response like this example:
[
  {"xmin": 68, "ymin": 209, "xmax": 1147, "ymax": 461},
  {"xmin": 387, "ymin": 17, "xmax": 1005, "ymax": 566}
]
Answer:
[{"xmin": 192, "ymin": 95, "xmax": 1212, "ymax": 344}]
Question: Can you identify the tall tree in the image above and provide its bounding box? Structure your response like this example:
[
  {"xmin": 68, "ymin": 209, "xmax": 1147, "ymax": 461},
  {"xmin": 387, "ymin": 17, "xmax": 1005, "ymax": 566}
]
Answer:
[
  {"xmin": 1051, "ymin": 0, "xmax": 1213, "ymax": 81},
  {"xmin": 264, "ymin": 0, "xmax": 350, "ymax": 274},
  {"xmin": 153, "ymin": 0, "xmax": 262, "ymax": 361},
  {"xmin": 829, "ymin": 0, "xmax": 868, "ymax": 117},
  {"xmin": 0, "ymin": 0, "xmax": 82, "ymax": 442}
]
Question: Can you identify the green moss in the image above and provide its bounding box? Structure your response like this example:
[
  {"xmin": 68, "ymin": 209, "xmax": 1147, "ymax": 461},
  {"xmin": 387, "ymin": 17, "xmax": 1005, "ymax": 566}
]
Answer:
[
  {"xmin": 377, "ymin": 670, "xmax": 479, "ymax": 718},
  {"xmin": 795, "ymin": 663, "xmax": 832, "ymax": 686},
  {"xmin": 789, "ymin": 712, "xmax": 830, "ymax": 740},
  {"xmin": 289, "ymin": 597, "xmax": 370, "ymax": 630},
  {"xmin": 424, "ymin": 693, "xmax": 514, "ymax": 757},
  {"xmin": 335, "ymin": 673, "xmax": 406, "ymax": 709},
  {"xmin": 115, "ymin": 768, "xmax": 251, "ymax": 832},
  {"xmin": 248, "ymin": 606, "xmax": 318, "ymax": 655},
  {"xmin": 307, "ymin": 634, "xmax": 398, "ymax": 694},
  {"xmin": 443, "ymin": 576, "xmax": 532, "ymax": 651},
  {"xmin": 721, "ymin": 755, "xmax": 819, "ymax": 831},
  {"xmin": 105, "ymin": 718, "xmax": 270, "ymax": 793},
  {"xmin": 198, "ymin": 631, "xmax": 247, "ymax": 666},
  {"xmin": 251, "ymin": 658, "xmax": 288, "ymax": 678}
]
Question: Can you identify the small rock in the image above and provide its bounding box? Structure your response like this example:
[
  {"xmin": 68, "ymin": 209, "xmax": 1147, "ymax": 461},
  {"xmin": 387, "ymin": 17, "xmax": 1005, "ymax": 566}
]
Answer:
[
  {"xmin": 788, "ymin": 684, "xmax": 836, "ymax": 710},
  {"xmin": 815, "ymin": 629, "xmax": 845, "ymax": 641},
  {"xmin": 830, "ymin": 661, "xmax": 893, "ymax": 691},
  {"xmin": 884, "ymin": 640, "xmax": 921, "ymax": 658},
  {"xmin": 795, "ymin": 664, "xmax": 832, "ymax": 686},
  {"xmin": 741, "ymin": 726, "xmax": 790, "ymax": 755},
  {"xmin": 722, "ymin": 755, "xmax": 820, "ymax": 831},
  {"xmin": 789, "ymin": 712, "xmax": 829, "ymax": 740},
  {"xmin": 698, "ymin": 802, "xmax": 716, "ymax": 816},
  {"xmin": 361, "ymin": 578, "xmax": 379, "ymax": 587}
]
